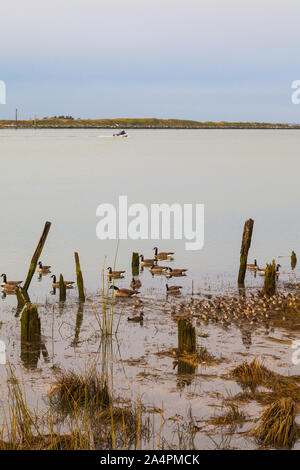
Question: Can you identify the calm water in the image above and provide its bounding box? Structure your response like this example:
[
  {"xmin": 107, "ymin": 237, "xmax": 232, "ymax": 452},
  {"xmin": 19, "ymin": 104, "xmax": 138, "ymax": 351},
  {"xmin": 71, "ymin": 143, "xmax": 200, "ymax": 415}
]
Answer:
[
  {"xmin": 1, "ymin": 129, "xmax": 300, "ymax": 297},
  {"xmin": 0, "ymin": 129, "xmax": 300, "ymax": 449}
]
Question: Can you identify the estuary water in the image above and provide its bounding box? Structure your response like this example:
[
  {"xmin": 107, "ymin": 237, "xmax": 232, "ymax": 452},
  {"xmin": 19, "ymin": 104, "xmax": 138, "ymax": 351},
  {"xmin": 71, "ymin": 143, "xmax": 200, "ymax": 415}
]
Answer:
[{"xmin": 0, "ymin": 129, "xmax": 300, "ymax": 449}]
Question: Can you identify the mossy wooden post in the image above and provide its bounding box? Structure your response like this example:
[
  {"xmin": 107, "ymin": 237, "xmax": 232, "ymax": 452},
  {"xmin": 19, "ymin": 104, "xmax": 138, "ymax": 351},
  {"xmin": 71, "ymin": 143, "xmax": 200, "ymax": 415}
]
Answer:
[
  {"xmin": 22, "ymin": 221, "xmax": 51, "ymax": 293},
  {"xmin": 178, "ymin": 318, "xmax": 196, "ymax": 354},
  {"xmin": 59, "ymin": 274, "xmax": 66, "ymax": 302},
  {"xmin": 21, "ymin": 304, "xmax": 41, "ymax": 369},
  {"xmin": 74, "ymin": 252, "xmax": 85, "ymax": 301},
  {"xmin": 291, "ymin": 251, "xmax": 297, "ymax": 270},
  {"xmin": 238, "ymin": 218, "xmax": 254, "ymax": 285},
  {"xmin": 21, "ymin": 305, "xmax": 41, "ymax": 341},
  {"xmin": 264, "ymin": 259, "xmax": 276, "ymax": 296},
  {"xmin": 131, "ymin": 252, "xmax": 139, "ymax": 277}
]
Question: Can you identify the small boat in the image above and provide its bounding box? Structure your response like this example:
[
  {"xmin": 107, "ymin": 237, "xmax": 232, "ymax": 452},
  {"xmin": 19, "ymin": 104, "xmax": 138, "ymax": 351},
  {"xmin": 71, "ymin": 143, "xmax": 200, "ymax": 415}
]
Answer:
[{"xmin": 113, "ymin": 130, "xmax": 128, "ymax": 138}]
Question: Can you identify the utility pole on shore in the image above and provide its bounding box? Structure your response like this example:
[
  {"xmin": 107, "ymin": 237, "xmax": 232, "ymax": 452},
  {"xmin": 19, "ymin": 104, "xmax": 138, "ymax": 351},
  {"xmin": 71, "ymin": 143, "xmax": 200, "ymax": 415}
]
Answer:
[{"xmin": 15, "ymin": 108, "xmax": 18, "ymax": 128}]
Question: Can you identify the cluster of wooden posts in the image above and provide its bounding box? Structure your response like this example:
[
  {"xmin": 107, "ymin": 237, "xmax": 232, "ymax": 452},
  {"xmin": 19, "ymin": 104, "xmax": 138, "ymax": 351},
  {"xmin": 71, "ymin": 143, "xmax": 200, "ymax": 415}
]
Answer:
[{"xmin": 238, "ymin": 218, "xmax": 297, "ymax": 295}]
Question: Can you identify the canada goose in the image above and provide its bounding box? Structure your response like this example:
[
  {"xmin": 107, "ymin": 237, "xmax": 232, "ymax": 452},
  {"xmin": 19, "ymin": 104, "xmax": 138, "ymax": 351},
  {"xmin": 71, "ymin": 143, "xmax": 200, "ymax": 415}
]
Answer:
[
  {"xmin": 247, "ymin": 259, "xmax": 258, "ymax": 270},
  {"xmin": 1, "ymin": 283, "xmax": 17, "ymax": 293},
  {"xmin": 38, "ymin": 261, "xmax": 51, "ymax": 273},
  {"xmin": 153, "ymin": 247, "xmax": 174, "ymax": 259},
  {"xmin": 165, "ymin": 267, "xmax": 187, "ymax": 276},
  {"xmin": 139, "ymin": 255, "xmax": 156, "ymax": 266},
  {"xmin": 130, "ymin": 278, "xmax": 142, "ymax": 289},
  {"xmin": 259, "ymin": 264, "xmax": 281, "ymax": 276},
  {"xmin": 128, "ymin": 312, "xmax": 144, "ymax": 322},
  {"xmin": 109, "ymin": 285, "xmax": 139, "ymax": 297},
  {"xmin": 166, "ymin": 284, "xmax": 182, "ymax": 294},
  {"xmin": 107, "ymin": 267, "xmax": 125, "ymax": 278},
  {"xmin": 50, "ymin": 275, "xmax": 74, "ymax": 288},
  {"xmin": 149, "ymin": 264, "xmax": 168, "ymax": 274},
  {"xmin": 1, "ymin": 274, "xmax": 22, "ymax": 287}
]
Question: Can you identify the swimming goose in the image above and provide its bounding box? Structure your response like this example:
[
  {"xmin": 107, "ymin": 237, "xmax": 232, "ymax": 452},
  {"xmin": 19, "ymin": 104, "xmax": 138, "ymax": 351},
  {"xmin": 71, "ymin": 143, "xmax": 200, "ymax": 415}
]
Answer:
[
  {"xmin": 166, "ymin": 284, "xmax": 182, "ymax": 294},
  {"xmin": 38, "ymin": 261, "xmax": 51, "ymax": 273},
  {"xmin": 259, "ymin": 264, "xmax": 281, "ymax": 276},
  {"xmin": 109, "ymin": 285, "xmax": 139, "ymax": 297},
  {"xmin": 165, "ymin": 267, "xmax": 187, "ymax": 276},
  {"xmin": 128, "ymin": 312, "xmax": 144, "ymax": 322},
  {"xmin": 139, "ymin": 255, "xmax": 156, "ymax": 266},
  {"xmin": 247, "ymin": 259, "xmax": 259, "ymax": 270},
  {"xmin": 1, "ymin": 274, "xmax": 22, "ymax": 287},
  {"xmin": 50, "ymin": 275, "xmax": 74, "ymax": 288},
  {"xmin": 130, "ymin": 278, "xmax": 142, "ymax": 289},
  {"xmin": 153, "ymin": 247, "xmax": 174, "ymax": 260},
  {"xmin": 149, "ymin": 264, "xmax": 168, "ymax": 274},
  {"xmin": 107, "ymin": 267, "xmax": 125, "ymax": 278}
]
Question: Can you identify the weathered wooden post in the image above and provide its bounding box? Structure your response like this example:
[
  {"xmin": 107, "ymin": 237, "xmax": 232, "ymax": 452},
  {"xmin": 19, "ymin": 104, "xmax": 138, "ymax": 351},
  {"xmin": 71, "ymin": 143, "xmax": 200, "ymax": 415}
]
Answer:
[
  {"xmin": 178, "ymin": 318, "xmax": 196, "ymax": 354},
  {"xmin": 238, "ymin": 218, "xmax": 254, "ymax": 285},
  {"xmin": 23, "ymin": 221, "xmax": 51, "ymax": 292},
  {"xmin": 74, "ymin": 252, "xmax": 85, "ymax": 301},
  {"xmin": 131, "ymin": 252, "xmax": 139, "ymax": 277},
  {"xmin": 20, "ymin": 304, "xmax": 41, "ymax": 369},
  {"xmin": 59, "ymin": 274, "xmax": 66, "ymax": 302},
  {"xmin": 264, "ymin": 259, "xmax": 276, "ymax": 296},
  {"xmin": 291, "ymin": 251, "xmax": 297, "ymax": 270}
]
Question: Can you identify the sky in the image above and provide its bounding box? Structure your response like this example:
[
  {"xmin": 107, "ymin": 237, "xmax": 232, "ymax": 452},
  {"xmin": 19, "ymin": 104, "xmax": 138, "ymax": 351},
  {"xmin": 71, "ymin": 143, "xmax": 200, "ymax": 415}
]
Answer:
[{"xmin": 1, "ymin": 0, "xmax": 300, "ymax": 122}]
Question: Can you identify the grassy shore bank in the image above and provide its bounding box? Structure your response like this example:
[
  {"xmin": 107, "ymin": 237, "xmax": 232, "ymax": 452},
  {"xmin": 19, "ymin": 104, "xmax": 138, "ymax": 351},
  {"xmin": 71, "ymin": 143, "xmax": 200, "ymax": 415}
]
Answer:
[{"xmin": 0, "ymin": 117, "xmax": 299, "ymax": 129}]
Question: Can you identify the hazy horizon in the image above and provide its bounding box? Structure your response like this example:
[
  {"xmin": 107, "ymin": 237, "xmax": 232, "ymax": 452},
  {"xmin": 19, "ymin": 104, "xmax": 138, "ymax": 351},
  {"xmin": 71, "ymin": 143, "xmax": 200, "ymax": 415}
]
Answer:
[{"xmin": 1, "ymin": 1, "xmax": 300, "ymax": 123}]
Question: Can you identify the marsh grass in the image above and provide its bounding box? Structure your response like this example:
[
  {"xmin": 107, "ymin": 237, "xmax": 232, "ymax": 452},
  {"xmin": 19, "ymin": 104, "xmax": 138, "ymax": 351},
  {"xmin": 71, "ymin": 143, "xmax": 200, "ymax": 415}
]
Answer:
[
  {"xmin": 231, "ymin": 358, "xmax": 300, "ymax": 402},
  {"xmin": 250, "ymin": 398, "xmax": 298, "ymax": 449},
  {"xmin": 208, "ymin": 404, "xmax": 246, "ymax": 427},
  {"xmin": 49, "ymin": 367, "xmax": 110, "ymax": 414},
  {"xmin": 0, "ymin": 365, "xmax": 152, "ymax": 450}
]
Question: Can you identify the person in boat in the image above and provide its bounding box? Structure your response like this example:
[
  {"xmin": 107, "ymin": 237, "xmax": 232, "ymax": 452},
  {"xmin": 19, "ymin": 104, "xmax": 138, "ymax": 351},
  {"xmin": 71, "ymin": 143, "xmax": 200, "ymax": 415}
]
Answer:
[{"xmin": 119, "ymin": 129, "xmax": 126, "ymax": 135}]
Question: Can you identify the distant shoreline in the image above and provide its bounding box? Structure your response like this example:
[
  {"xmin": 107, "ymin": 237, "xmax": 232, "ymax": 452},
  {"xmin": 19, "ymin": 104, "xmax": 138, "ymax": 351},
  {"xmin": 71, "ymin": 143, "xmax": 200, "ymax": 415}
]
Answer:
[{"xmin": 0, "ymin": 118, "xmax": 299, "ymax": 130}]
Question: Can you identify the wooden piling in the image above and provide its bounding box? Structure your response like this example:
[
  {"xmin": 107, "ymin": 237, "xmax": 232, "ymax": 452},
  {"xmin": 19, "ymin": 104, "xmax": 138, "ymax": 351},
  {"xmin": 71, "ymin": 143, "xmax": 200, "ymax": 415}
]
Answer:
[
  {"xmin": 59, "ymin": 274, "xmax": 66, "ymax": 302},
  {"xmin": 178, "ymin": 318, "xmax": 196, "ymax": 354},
  {"xmin": 264, "ymin": 259, "xmax": 276, "ymax": 296},
  {"xmin": 23, "ymin": 221, "xmax": 51, "ymax": 292},
  {"xmin": 74, "ymin": 252, "xmax": 85, "ymax": 301},
  {"xmin": 131, "ymin": 252, "xmax": 139, "ymax": 277},
  {"xmin": 291, "ymin": 251, "xmax": 297, "ymax": 270},
  {"xmin": 21, "ymin": 304, "xmax": 41, "ymax": 342},
  {"xmin": 238, "ymin": 218, "xmax": 254, "ymax": 285},
  {"xmin": 20, "ymin": 304, "xmax": 41, "ymax": 368}
]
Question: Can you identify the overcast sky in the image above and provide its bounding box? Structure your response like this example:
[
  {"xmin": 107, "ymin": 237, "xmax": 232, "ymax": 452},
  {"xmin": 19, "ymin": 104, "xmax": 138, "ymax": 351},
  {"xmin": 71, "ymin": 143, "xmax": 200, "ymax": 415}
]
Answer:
[{"xmin": 1, "ymin": 0, "xmax": 299, "ymax": 121}]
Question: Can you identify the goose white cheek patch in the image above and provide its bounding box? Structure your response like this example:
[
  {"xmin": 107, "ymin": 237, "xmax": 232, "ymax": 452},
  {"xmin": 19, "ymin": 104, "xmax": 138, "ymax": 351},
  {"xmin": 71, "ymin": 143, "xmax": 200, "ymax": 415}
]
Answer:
[{"xmin": 96, "ymin": 196, "xmax": 204, "ymax": 251}]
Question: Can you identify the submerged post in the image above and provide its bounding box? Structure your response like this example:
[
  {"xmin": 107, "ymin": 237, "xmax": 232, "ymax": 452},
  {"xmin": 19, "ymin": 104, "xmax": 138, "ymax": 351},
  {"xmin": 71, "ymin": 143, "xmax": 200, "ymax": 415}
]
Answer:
[
  {"xmin": 291, "ymin": 251, "xmax": 297, "ymax": 270},
  {"xmin": 59, "ymin": 274, "xmax": 66, "ymax": 302},
  {"xmin": 264, "ymin": 259, "xmax": 276, "ymax": 297},
  {"xmin": 131, "ymin": 252, "xmax": 139, "ymax": 277},
  {"xmin": 23, "ymin": 221, "xmax": 51, "ymax": 292},
  {"xmin": 177, "ymin": 318, "xmax": 196, "ymax": 354},
  {"xmin": 74, "ymin": 252, "xmax": 85, "ymax": 301},
  {"xmin": 238, "ymin": 218, "xmax": 254, "ymax": 285}
]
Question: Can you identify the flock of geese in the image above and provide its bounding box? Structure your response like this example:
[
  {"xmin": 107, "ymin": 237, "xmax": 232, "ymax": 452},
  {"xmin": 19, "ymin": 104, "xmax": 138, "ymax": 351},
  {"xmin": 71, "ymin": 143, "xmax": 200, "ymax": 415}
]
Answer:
[
  {"xmin": 0, "ymin": 248, "xmax": 188, "ymax": 321},
  {"xmin": 107, "ymin": 247, "xmax": 189, "ymax": 321},
  {"xmin": 1, "ymin": 252, "xmax": 286, "ymax": 323}
]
